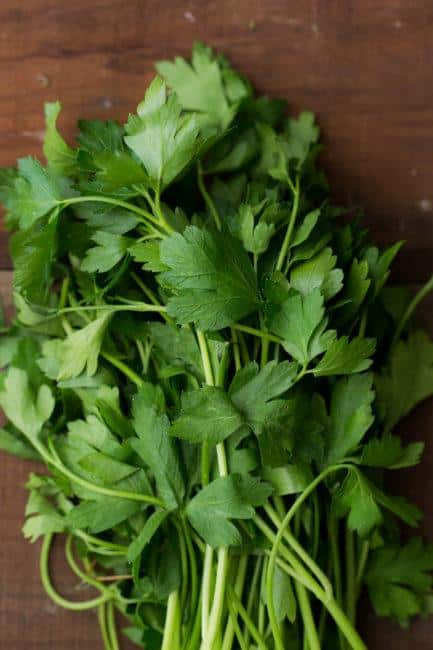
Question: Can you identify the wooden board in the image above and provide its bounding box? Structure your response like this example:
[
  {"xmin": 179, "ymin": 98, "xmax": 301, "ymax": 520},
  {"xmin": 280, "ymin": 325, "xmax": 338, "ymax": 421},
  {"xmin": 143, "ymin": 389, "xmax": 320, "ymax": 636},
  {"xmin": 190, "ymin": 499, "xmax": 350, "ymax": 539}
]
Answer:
[{"xmin": 1, "ymin": 1, "xmax": 433, "ymax": 648}]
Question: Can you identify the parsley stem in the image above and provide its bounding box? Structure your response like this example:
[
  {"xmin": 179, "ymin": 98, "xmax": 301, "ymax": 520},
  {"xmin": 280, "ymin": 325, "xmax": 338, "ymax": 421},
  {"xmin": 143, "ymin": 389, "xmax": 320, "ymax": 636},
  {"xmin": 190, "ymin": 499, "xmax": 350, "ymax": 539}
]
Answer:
[
  {"xmin": 221, "ymin": 555, "xmax": 248, "ymax": 650},
  {"xmin": 393, "ymin": 273, "xmax": 433, "ymax": 345},
  {"xmin": 264, "ymin": 504, "xmax": 333, "ymax": 598},
  {"xmin": 101, "ymin": 351, "xmax": 144, "ymax": 387},
  {"xmin": 197, "ymin": 160, "xmax": 222, "ymax": 230},
  {"xmin": 295, "ymin": 580, "xmax": 321, "ymax": 650},
  {"xmin": 276, "ymin": 175, "xmax": 300, "ymax": 272},
  {"xmin": 40, "ymin": 533, "xmax": 111, "ymax": 611},
  {"xmin": 230, "ymin": 322, "xmax": 281, "ymax": 344},
  {"xmin": 345, "ymin": 527, "xmax": 357, "ymax": 626},
  {"xmin": 98, "ymin": 602, "xmax": 113, "ymax": 650},
  {"xmin": 43, "ymin": 439, "xmax": 164, "ymax": 507},
  {"xmin": 162, "ymin": 590, "xmax": 180, "ymax": 650},
  {"xmin": 201, "ymin": 546, "xmax": 214, "ymax": 635},
  {"xmin": 61, "ymin": 195, "xmax": 167, "ymax": 232},
  {"xmin": 329, "ymin": 514, "xmax": 345, "ymax": 650},
  {"xmin": 227, "ymin": 583, "xmax": 268, "ymax": 650},
  {"xmin": 107, "ymin": 601, "xmax": 119, "ymax": 650}
]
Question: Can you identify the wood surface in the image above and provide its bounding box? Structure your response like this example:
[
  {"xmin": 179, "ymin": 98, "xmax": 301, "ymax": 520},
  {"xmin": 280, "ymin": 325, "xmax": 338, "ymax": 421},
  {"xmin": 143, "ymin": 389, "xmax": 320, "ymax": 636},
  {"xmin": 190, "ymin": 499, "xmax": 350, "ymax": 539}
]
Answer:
[{"xmin": 1, "ymin": 0, "xmax": 433, "ymax": 648}]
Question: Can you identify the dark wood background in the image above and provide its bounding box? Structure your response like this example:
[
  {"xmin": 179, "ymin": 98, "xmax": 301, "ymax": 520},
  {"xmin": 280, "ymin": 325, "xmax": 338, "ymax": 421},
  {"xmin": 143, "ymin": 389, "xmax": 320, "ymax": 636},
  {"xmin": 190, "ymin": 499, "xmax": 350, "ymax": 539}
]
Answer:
[{"xmin": 1, "ymin": 1, "xmax": 433, "ymax": 648}]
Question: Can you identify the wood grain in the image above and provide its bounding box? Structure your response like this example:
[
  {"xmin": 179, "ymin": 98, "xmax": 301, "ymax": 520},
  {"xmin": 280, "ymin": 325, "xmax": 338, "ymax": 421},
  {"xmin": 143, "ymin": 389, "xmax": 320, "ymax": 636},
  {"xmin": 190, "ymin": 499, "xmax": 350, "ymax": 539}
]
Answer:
[{"xmin": 1, "ymin": 1, "xmax": 433, "ymax": 648}]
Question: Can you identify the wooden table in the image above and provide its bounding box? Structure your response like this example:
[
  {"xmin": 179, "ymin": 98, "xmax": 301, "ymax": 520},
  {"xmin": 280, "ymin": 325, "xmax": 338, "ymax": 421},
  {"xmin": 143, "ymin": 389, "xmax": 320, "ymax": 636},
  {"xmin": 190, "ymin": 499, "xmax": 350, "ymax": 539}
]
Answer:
[{"xmin": 1, "ymin": 1, "xmax": 433, "ymax": 648}]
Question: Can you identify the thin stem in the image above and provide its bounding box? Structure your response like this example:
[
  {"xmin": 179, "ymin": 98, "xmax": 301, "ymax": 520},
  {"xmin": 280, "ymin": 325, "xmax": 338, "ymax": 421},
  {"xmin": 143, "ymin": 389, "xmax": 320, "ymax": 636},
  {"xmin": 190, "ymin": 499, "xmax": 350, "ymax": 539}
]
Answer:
[
  {"xmin": 98, "ymin": 602, "xmax": 113, "ymax": 650},
  {"xmin": 228, "ymin": 585, "xmax": 268, "ymax": 650},
  {"xmin": 231, "ymin": 328, "xmax": 242, "ymax": 371},
  {"xmin": 227, "ymin": 597, "xmax": 249, "ymax": 650},
  {"xmin": 197, "ymin": 161, "xmax": 221, "ymax": 230},
  {"xmin": 276, "ymin": 175, "xmax": 300, "ymax": 272},
  {"xmin": 356, "ymin": 540, "xmax": 370, "ymax": 588},
  {"xmin": 101, "ymin": 351, "xmax": 144, "ymax": 387},
  {"xmin": 345, "ymin": 527, "xmax": 356, "ymax": 626},
  {"xmin": 231, "ymin": 322, "xmax": 281, "ymax": 344},
  {"xmin": 162, "ymin": 590, "xmax": 180, "ymax": 650},
  {"xmin": 295, "ymin": 580, "xmax": 321, "ymax": 650},
  {"xmin": 244, "ymin": 555, "xmax": 263, "ymax": 647},
  {"xmin": 265, "ymin": 504, "xmax": 333, "ymax": 598},
  {"xmin": 131, "ymin": 271, "xmax": 174, "ymax": 324},
  {"xmin": 40, "ymin": 534, "xmax": 110, "ymax": 611},
  {"xmin": 201, "ymin": 546, "xmax": 214, "ymax": 636},
  {"xmin": 393, "ymin": 273, "xmax": 433, "ymax": 344},
  {"xmin": 329, "ymin": 514, "xmax": 345, "ymax": 650},
  {"xmin": 107, "ymin": 601, "xmax": 119, "ymax": 650},
  {"xmin": 221, "ymin": 555, "xmax": 248, "ymax": 650},
  {"xmin": 43, "ymin": 439, "xmax": 164, "ymax": 507},
  {"xmin": 62, "ymin": 195, "xmax": 166, "ymax": 232}
]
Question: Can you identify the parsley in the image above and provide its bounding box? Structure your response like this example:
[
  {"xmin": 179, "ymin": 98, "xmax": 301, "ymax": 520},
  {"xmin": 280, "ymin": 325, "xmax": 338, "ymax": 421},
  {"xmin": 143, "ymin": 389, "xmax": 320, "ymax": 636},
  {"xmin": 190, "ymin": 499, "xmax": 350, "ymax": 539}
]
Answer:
[{"xmin": 1, "ymin": 42, "xmax": 433, "ymax": 650}]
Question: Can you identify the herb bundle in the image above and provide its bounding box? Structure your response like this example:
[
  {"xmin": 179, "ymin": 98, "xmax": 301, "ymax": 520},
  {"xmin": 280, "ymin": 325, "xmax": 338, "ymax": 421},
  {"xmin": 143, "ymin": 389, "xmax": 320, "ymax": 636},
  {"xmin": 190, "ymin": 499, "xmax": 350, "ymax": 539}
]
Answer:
[{"xmin": 1, "ymin": 42, "xmax": 433, "ymax": 650}]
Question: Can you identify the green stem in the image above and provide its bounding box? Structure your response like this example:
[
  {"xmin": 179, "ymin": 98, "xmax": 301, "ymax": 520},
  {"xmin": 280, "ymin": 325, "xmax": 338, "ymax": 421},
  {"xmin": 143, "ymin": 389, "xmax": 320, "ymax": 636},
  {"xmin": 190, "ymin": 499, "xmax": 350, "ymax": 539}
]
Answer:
[
  {"xmin": 295, "ymin": 580, "xmax": 321, "ymax": 650},
  {"xmin": 265, "ymin": 464, "xmax": 367, "ymax": 650},
  {"xmin": 228, "ymin": 585, "xmax": 268, "ymax": 650},
  {"xmin": 356, "ymin": 541, "xmax": 370, "ymax": 589},
  {"xmin": 98, "ymin": 602, "xmax": 113, "ymax": 650},
  {"xmin": 276, "ymin": 175, "xmax": 300, "ymax": 272},
  {"xmin": 107, "ymin": 601, "xmax": 119, "ymax": 650},
  {"xmin": 393, "ymin": 273, "xmax": 433, "ymax": 344},
  {"xmin": 265, "ymin": 504, "xmax": 333, "ymax": 598},
  {"xmin": 221, "ymin": 555, "xmax": 248, "ymax": 650},
  {"xmin": 42, "ymin": 439, "xmax": 164, "ymax": 507},
  {"xmin": 162, "ymin": 590, "xmax": 180, "ymax": 650},
  {"xmin": 345, "ymin": 527, "xmax": 356, "ymax": 626},
  {"xmin": 197, "ymin": 161, "xmax": 221, "ymax": 230},
  {"xmin": 227, "ymin": 597, "xmax": 249, "ymax": 650},
  {"xmin": 40, "ymin": 534, "xmax": 110, "ymax": 611},
  {"xmin": 244, "ymin": 555, "xmax": 263, "ymax": 647},
  {"xmin": 101, "ymin": 351, "xmax": 143, "ymax": 387},
  {"xmin": 62, "ymin": 195, "xmax": 166, "ymax": 232},
  {"xmin": 329, "ymin": 514, "xmax": 345, "ymax": 650},
  {"xmin": 231, "ymin": 322, "xmax": 281, "ymax": 344},
  {"xmin": 201, "ymin": 546, "xmax": 214, "ymax": 637}
]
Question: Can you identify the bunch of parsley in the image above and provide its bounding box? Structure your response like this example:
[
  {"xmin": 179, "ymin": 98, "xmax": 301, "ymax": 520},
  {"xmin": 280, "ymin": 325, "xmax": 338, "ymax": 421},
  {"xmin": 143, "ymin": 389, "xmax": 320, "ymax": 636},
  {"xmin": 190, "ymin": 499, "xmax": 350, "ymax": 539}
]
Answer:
[{"xmin": 1, "ymin": 43, "xmax": 433, "ymax": 650}]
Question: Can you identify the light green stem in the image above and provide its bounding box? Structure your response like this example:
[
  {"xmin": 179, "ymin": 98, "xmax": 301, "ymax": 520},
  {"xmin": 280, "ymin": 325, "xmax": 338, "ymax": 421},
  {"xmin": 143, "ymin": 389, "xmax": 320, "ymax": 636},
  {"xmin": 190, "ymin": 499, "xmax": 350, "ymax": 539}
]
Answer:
[
  {"xmin": 276, "ymin": 175, "xmax": 300, "ymax": 272},
  {"xmin": 162, "ymin": 590, "xmax": 180, "ymax": 650}
]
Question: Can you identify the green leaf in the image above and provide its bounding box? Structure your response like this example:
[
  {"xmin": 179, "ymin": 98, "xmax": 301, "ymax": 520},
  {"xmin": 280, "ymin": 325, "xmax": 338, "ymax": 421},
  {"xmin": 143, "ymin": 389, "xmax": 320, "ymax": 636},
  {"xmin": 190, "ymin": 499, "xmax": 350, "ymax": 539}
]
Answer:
[
  {"xmin": 0, "ymin": 367, "xmax": 54, "ymax": 443},
  {"xmin": 186, "ymin": 474, "xmax": 272, "ymax": 547},
  {"xmin": 124, "ymin": 76, "xmax": 201, "ymax": 190},
  {"xmin": 291, "ymin": 209, "xmax": 320, "ymax": 247},
  {"xmin": 170, "ymin": 386, "xmax": 243, "ymax": 445},
  {"xmin": 81, "ymin": 231, "xmax": 132, "ymax": 273},
  {"xmin": 160, "ymin": 226, "xmax": 260, "ymax": 330},
  {"xmin": 131, "ymin": 382, "xmax": 184, "ymax": 509},
  {"xmin": 127, "ymin": 510, "xmax": 168, "ymax": 562},
  {"xmin": 57, "ymin": 313, "xmax": 112, "ymax": 380},
  {"xmin": 366, "ymin": 539, "xmax": 433, "ymax": 626},
  {"xmin": 364, "ymin": 241, "xmax": 404, "ymax": 295},
  {"xmin": 0, "ymin": 427, "xmax": 41, "ymax": 460},
  {"xmin": 129, "ymin": 240, "xmax": 167, "ymax": 272},
  {"xmin": 284, "ymin": 111, "xmax": 320, "ymax": 167},
  {"xmin": 10, "ymin": 217, "xmax": 57, "ymax": 303},
  {"xmin": 77, "ymin": 118, "xmax": 148, "ymax": 193},
  {"xmin": 290, "ymin": 247, "xmax": 343, "ymax": 301},
  {"xmin": 10, "ymin": 157, "xmax": 62, "ymax": 229},
  {"xmin": 375, "ymin": 330, "xmax": 433, "ymax": 432},
  {"xmin": 157, "ymin": 41, "xmax": 248, "ymax": 130},
  {"xmin": 266, "ymin": 289, "xmax": 334, "ymax": 366},
  {"xmin": 261, "ymin": 464, "xmax": 313, "ymax": 496},
  {"xmin": 23, "ymin": 489, "xmax": 65, "ymax": 542},
  {"xmin": 333, "ymin": 467, "xmax": 421, "ymax": 536},
  {"xmin": 360, "ymin": 435, "xmax": 424, "ymax": 470},
  {"xmin": 323, "ymin": 373, "xmax": 375, "ymax": 466},
  {"xmin": 229, "ymin": 360, "xmax": 298, "ymax": 434},
  {"xmin": 147, "ymin": 322, "xmax": 204, "ymax": 381},
  {"xmin": 313, "ymin": 336, "xmax": 376, "ymax": 376},
  {"xmin": 337, "ymin": 258, "xmax": 370, "ymax": 325},
  {"xmin": 67, "ymin": 498, "xmax": 141, "ymax": 533},
  {"xmin": 43, "ymin": 101, "xmax": 76, "ymax": 176},
  {"xmin": 237, "ymin": 203, "xmax": 275, "ymax": 255}
]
